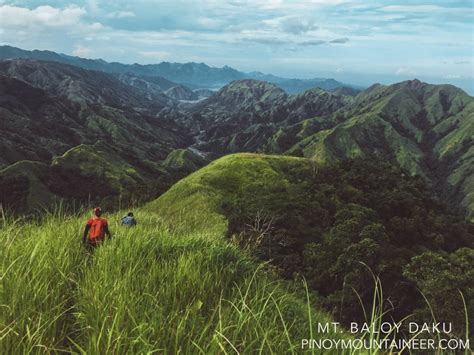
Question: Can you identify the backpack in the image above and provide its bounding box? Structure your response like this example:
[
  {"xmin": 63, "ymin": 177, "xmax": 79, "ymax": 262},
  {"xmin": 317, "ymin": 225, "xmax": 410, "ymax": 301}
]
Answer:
[{"xmin": 121, "ymin": 216, "xmax": 136, "ymax": 226}]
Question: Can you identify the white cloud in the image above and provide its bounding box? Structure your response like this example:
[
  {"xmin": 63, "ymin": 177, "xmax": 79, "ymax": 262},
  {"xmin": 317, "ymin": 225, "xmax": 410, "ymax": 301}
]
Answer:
[
  {"xmin": 396, "ymin": 67, "xmax": 418, "ymax": 76},
  {"xmin": 72, "ymin": 45, "xmax": 93, "ymax": 57},
  {"xmin": 0, "ymin": 4, "xmax": 106, "ymax": 56},
  {"xmin": 379, "ymin": 5, "xmax": 471, "ymax": 15},
  {"xmin": 0, "ymin": 5, "xmax": 86, "ymax": 28},
  {"xmin": 256, "ymin": 0, "xmax": 352, "ymax": 10},
  {"xmin": 380, "ymin": 5, "xmax": 442, "ymax": 13},
  {"xmin": 105, "ymin": 11, "xmax": 136, "ymax": 19},
  {"xmin": 196, "ymin": 17, "xmax": 223, "ymax": 29},
  {"xmin": 262, "ymin": 15, "xmax": 319, "ymax": 34},
  {"xmin": 442, "ymin": 74, "xmax": 473, "ymax": 80},
  {"xmin": 86, "ymin": 0, "xmax": 100, "ymax": 14}
]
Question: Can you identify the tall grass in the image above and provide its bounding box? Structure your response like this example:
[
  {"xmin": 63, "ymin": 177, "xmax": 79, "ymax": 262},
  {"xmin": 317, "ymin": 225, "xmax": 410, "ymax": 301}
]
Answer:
[
  {"xmin": 3, "ymin": 208, "xmax": 468, "ymax": 353},
  {"xmin": 0, "ymin": 209, "xmax": 87, "ymax": 353},
  {"xmin": 1, "ymin": 209, "xmax": 341, "ymax": 353}
]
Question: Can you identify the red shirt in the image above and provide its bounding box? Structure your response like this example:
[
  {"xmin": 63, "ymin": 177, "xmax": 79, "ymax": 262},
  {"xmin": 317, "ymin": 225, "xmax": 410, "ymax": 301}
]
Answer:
[{"xmin": 86, "ymin": 217, "xmax": 108, "ymax": 243}]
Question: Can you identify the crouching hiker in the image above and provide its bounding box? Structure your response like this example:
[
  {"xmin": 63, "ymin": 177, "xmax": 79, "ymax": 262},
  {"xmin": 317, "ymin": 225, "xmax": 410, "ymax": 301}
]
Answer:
[
  {"xmin": 121, "ymin": 212, "xmax": 137, "ymax": 227},
  {"xmin": 83, "ymin": 207, "xmax": 111, "ymax": 249}
]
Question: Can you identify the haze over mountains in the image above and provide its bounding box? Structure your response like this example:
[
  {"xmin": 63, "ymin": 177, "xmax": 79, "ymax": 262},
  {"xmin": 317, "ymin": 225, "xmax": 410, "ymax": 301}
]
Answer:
[
  {"xmin": 0, "ymin": 47, "xmax": 472, "ymax": 221},
  {"xmin": 0, "ymin": 46, "xmax": 356, "ymax": 94}
]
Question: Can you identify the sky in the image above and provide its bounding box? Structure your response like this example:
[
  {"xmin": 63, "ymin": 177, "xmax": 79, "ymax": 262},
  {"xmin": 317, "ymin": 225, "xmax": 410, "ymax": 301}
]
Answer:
[{"xmin": 0, "ymin": 0, "xmax": 473, "ymax": 92}]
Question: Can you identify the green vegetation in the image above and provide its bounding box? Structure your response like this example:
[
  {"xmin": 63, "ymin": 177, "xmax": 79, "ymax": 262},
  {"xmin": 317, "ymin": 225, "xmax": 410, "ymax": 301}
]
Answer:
[
  {"xmin": 162, "ymin": 148, "xmax": 207, "ymax": 174},
  {"xmin": 151, "ymin": 153, "xmax": 474, "ymax": 339},
  {"xmin": 0, "ymin": 143, "xmax": 188, "ymax": 214},
  {"xmin": 1, "ymin": 153, "xmax": 473, "ymax": 353},
  {"xmin": 0, "ymin": 207, "xmax": 344, "ymax": 353},
  {"xmin": 289, "ymin": 81, "xmax": 474, "ymax": 220}
]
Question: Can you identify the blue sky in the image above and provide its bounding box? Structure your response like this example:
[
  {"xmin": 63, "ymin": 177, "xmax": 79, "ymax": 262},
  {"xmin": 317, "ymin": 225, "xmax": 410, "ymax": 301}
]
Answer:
[{"xmin": 0, "ymin": 0, "xmax": 473, "ymax": 92}]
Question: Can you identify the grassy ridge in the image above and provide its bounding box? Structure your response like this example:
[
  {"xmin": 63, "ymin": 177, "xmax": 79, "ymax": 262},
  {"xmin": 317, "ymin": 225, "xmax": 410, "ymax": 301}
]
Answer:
[
  {"xmin": 149, "ymin": 153, "xmax": 473, "ymax": 340},
  {"xmin": 4, "ymin": 153, "xmax": 470, "ymax": 352},
  {"xmin": 148, "ymin": 153, "xmax": 309, "ymax": 234},
  {"xmin": 0, "ymin": 208, "xmax": 343, "ymax": 353}
]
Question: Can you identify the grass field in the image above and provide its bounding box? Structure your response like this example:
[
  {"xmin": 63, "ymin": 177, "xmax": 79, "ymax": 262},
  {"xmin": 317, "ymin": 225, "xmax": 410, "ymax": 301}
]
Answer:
[
  {"xmin": 2, "ymin": 153, "xmax": 470, "ymax": 353},
  {"xmin": 0, "ymin": 208, "xmax": 348, "ymax": 353}
]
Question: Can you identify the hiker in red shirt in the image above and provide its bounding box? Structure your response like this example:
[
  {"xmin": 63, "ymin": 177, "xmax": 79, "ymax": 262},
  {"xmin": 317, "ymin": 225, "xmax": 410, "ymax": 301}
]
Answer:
[{"xmin": 83, "ymin": 207, "xmax": 111, "ymax": 248}]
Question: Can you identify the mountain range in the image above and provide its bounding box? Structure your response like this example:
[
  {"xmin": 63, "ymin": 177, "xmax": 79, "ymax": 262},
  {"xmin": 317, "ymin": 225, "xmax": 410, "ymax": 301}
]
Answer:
[
  {"xmin": 0, "ymin": 45, "xmax": 357, "ymax": 93},
  {"xmin": 0, "ymin": 49, "xmax": 472, "ymax": 221},
  {"xmin": 1, "ymin": 44, "xmax": 472, "ymax": 354}
]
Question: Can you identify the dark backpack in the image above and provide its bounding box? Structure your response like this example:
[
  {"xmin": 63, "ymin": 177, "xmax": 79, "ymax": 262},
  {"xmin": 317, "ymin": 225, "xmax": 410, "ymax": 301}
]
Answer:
[{"xmin": 121, "ymin": 216, "xmax": 136, "ymax": 226}]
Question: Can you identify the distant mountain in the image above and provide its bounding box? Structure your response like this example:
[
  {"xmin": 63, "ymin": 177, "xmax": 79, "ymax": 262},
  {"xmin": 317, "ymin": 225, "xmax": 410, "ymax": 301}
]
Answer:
[
  {"xmin": 0, "ymin": 61, "xmax": 193, "ymax": 211},
  {"xmin": 273, "ymin": 78, "xmax": 358, "ymax": 94},
  {"xmin": 0, "ymin": 59, "xmax": 175, "ymax": 108},
  {"xmin": 0, "ymin": 55, "xmax": 471, "ymax": 220},
  {"xmin": 175, "ymin": 78, "xmax": 474, "ymax": 219},
  {"xmin": 165, "ymin": 85, "xmax": 199, "ymax": 101},
  {"xmin": 193, "ymin": 88, "xmax": 215, "ymax": 99},
  {"xmin": 0, "ymin": 45, "xmax": 355, "ymax": 92},
  {"xmin": 184, "ymin": 79, "xmax": 352, "ymax": 155},
  {"xmin": 0, "ymin": 68, "xmax": 189, "ymax": 168},
  {"xmin": 115, "ymin": 73, "xmax": 177, "ymax": 94}
]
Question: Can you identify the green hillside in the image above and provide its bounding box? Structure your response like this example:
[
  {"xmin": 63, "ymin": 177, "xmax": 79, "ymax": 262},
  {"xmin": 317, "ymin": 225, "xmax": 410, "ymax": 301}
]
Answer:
[
  {"xmin": 289, "ymin": 81, "xmax": 474, "ymax": 220},
  {"xmin": 0, "ymin": 201, "xmax": 344, "ymax": 353},
  {"xmin": 150, "ymin": 153, "xmax": 474, "ymax": 335},
  {"xmin": 0, "ymin": 143, "xmax": 194, "ymax": 214},
  {"xmin": 1, "ymin": 153, "xmax": 472, "ymax": 353}
]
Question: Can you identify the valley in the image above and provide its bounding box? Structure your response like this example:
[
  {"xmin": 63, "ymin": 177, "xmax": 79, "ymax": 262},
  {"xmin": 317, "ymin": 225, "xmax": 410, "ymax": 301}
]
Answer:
[
  {"xmin": 0, "ymin": 45, "xmax": 473, "ymax": 353},
  {"xmin": 0, "ymin": 50, "xmax": 472, "ymax": 221}
]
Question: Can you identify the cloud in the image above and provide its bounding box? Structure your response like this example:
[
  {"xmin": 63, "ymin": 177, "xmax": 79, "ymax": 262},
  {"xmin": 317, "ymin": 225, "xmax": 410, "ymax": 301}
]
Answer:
[
  {"xmin": 263, "ymin": 15, "xmax": 319, "ymax": 34},
  {"xmin": 330, "ymin": 37, "xmax": 349, "ymax": 44},
  {"xmin": 0, "ymin": 5, "xmax": 86, "ymax": 28},
  {"xmin": 298, "ymin": 37, "xmax": 349, "ymax": 46},
  {"xmin": 245, "ymin": 36, "xmax": 287, "ymax": 45},
  {"xmin": 106, "ymin": 11, "xmax": 136, "ymax": 19},
  {"xmin": 86, "ymin": 0, "xmax": 100, "ymax": 14},
  {"xmin": 72, "ymin": 45, "xmax": 93, "ymax": 57},
  {"xmin": 240, "ymin": 35, "xmax": 349, "ymax": 47},
  {"xmin": 396, "ymin": 67, "xmax": 418, "ymax": 76},
  {"xmin": 0, "ymin": 0, "xmax": 471, "ymax": 92},
  {"xmin": 299, "ymin": 39, "xmax": 326, "ymax": 46},
  {"xmin": 255, "ymin": 0, "xmax": 354, "ymax": 10},
  {"xmin": 0, "ymin": 4, "xmax": 106, "ymax": 57},
  {"xmin": 196, "ymin": 17, "xmax": 223, "ymax": 29},
  {"xmin": 380, "ymin": 5, "xmax": 443, "ymax": 13},
  {"xmin": 444, "ymin": 74, "xmax": 461, "ymax": 79}
]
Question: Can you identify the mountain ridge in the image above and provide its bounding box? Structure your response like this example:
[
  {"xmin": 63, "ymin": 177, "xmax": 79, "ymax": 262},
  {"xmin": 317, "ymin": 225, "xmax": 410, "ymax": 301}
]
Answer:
[
  {"xmin": 0, "ymin": 58, "xmax": 472, "ymax": 220},
  {"xmin": 288, "ymin": 79, "xmax": 474, "ymax": 219},
  {"xmin": 0, "ymin": 45, "xmax": 356, "ymax": 93}
]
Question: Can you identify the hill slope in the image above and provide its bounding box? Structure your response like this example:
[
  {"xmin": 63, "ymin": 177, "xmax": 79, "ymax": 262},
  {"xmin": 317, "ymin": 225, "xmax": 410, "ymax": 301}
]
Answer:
[
  {"xmin": 185, "ymin": 80, "xmax": 352, "ymax": 156},
  {"xmin": 0, "ymin": 59, "xmax": 175, "ymax": 108},
  {"xmin": 0, "ymin": 59, "xmax": 471, "ymax": 222},
  {"xmin": 289, "ymin": 80, "xmax": 474, "ymax": 219},
  {"xmin": 150, "ymin": 153, "xmax": 474, "ymax": 332},
  {"xmin": 0, "ymin": 60, "xmax": 194, "ymax": 211},
  {"xmin": 1, "ymin": 153, "xmax": 472, "ymax": 352},
  {"xmin": 0, "ymin": 198, "xmax": 341, "ymax": 353}
]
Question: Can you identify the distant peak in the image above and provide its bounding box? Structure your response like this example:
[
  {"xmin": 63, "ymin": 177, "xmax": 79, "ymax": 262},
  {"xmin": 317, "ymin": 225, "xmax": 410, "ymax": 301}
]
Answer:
[
  {"xmin": 398, "ymin": 78, "xmax": 425, "ymax": 88},
  {"xmin": 227, "ymin": 78, "xmax": 281, "ymax": 88}
]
